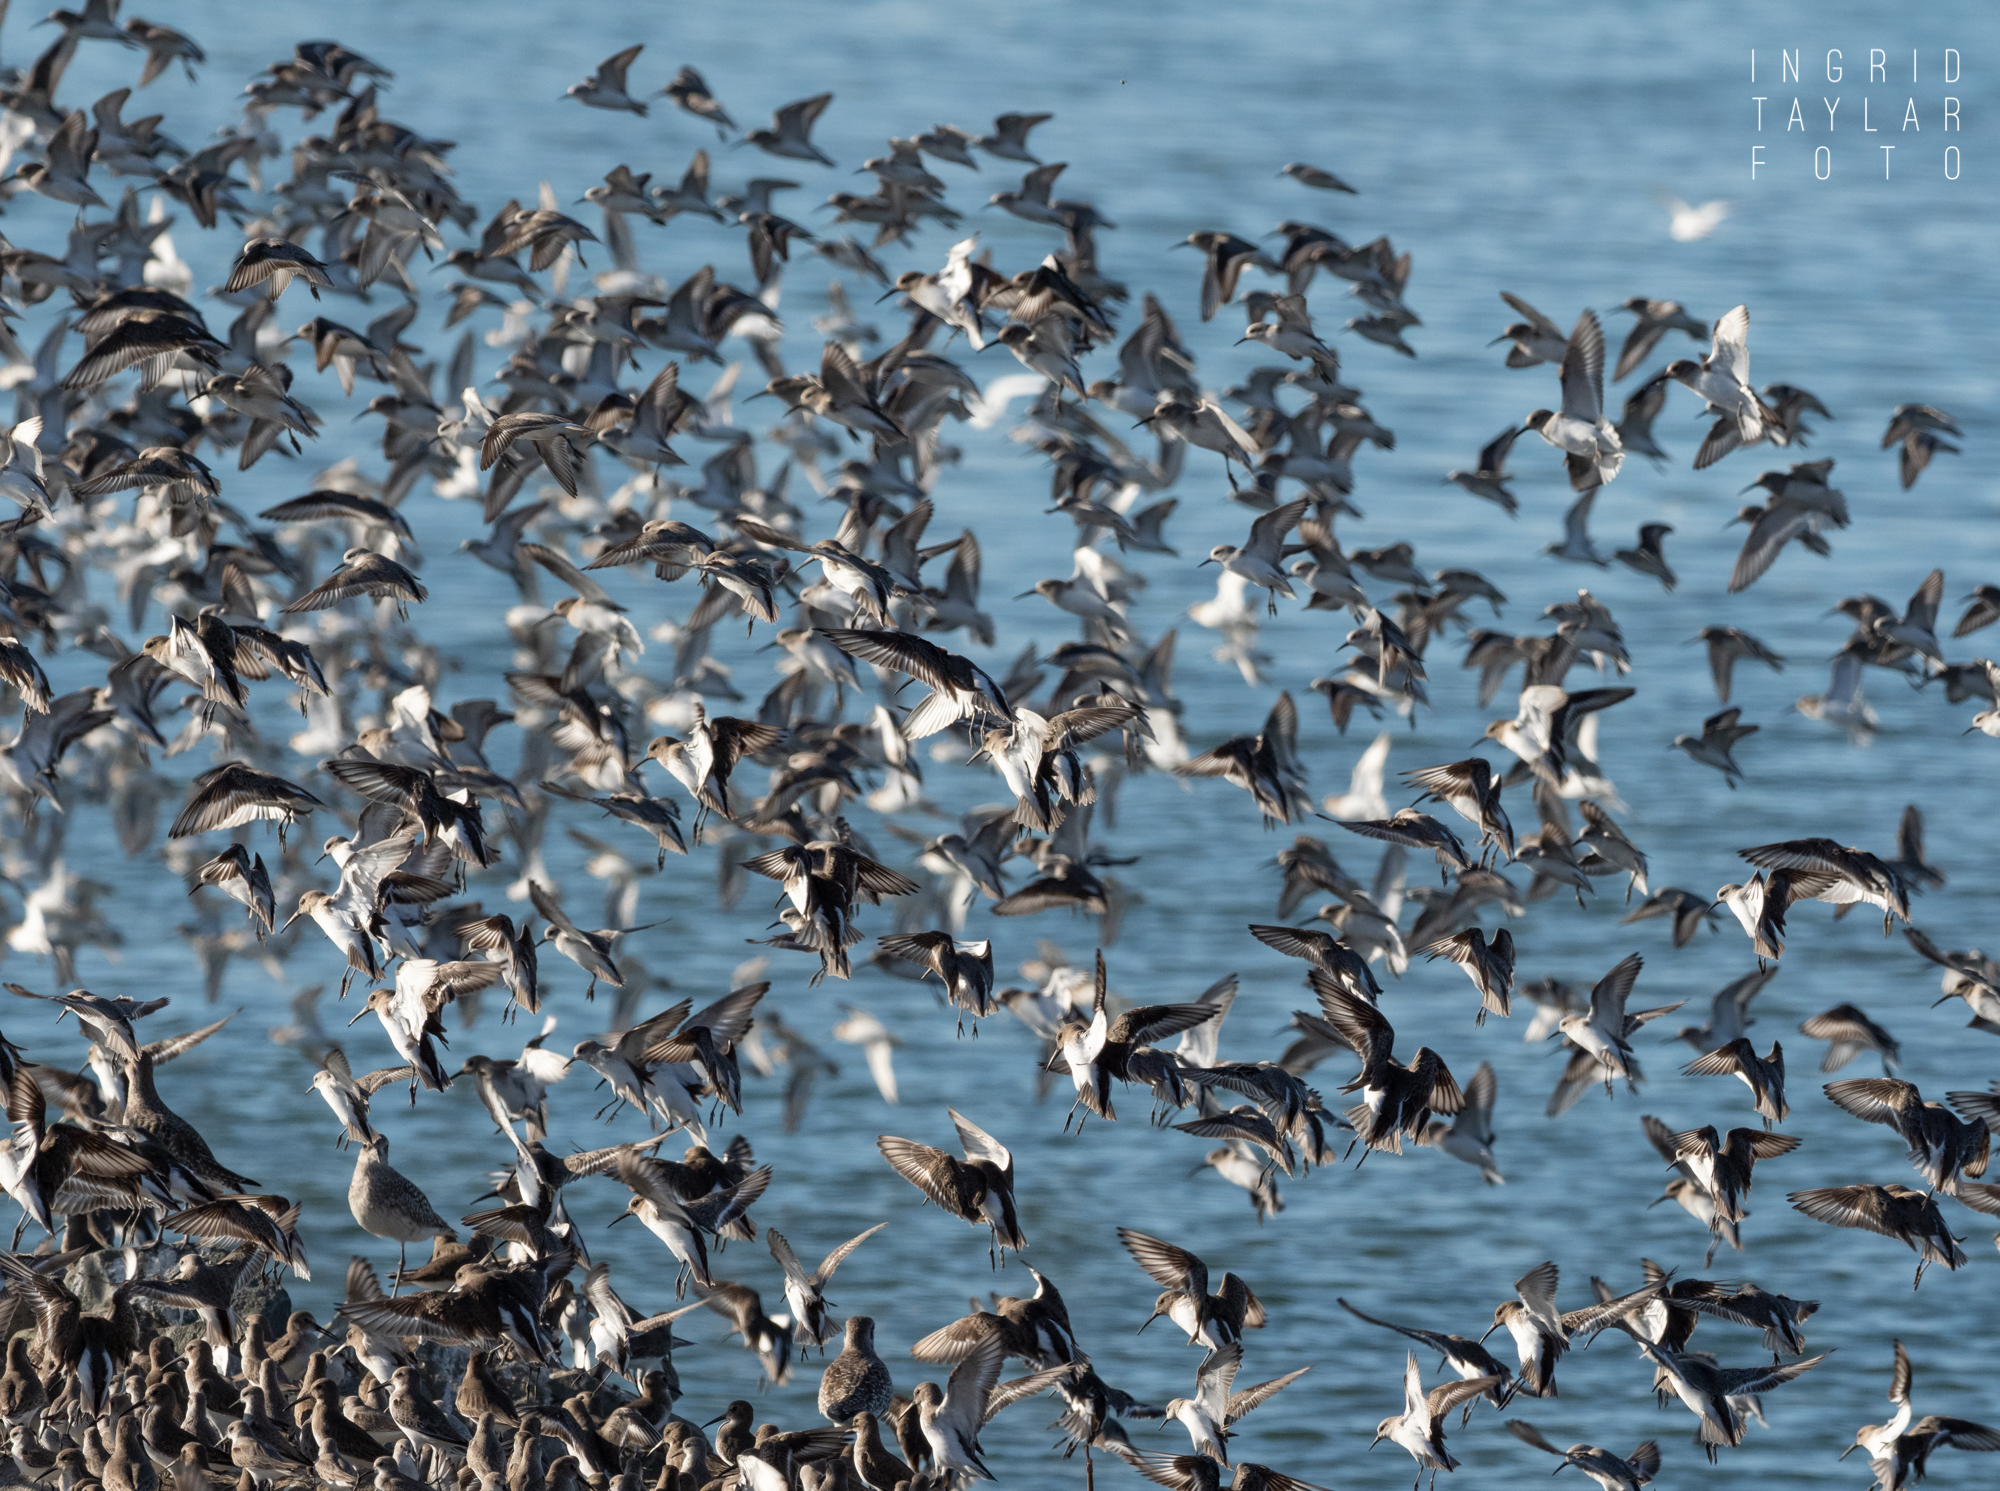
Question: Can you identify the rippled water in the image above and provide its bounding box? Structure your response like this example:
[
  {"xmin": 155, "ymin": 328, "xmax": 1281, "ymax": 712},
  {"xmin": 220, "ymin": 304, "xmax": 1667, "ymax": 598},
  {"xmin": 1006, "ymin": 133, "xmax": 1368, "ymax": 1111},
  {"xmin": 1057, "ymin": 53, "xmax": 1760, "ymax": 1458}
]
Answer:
[{"xmin": 3, "ymin": 1, "xmax": 1998, "ymax": 1483}]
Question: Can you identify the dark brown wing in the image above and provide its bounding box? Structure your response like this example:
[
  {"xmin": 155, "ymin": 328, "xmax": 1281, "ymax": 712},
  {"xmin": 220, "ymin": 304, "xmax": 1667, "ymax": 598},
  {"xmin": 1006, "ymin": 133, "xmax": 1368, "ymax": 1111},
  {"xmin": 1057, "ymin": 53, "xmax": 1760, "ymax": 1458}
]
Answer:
[
  {"xmin": 1788, "ymin": 1185, "xmax": 1897, "ymax": 1236},
  {"xmin": 818, "ymin": 628, "xmax": 962, "ymax": 691},
  {"xmin": 1909, "ymin": 1416, "xmax": 2000, "ymax": 1452},
  {"xmin": 683, "ymin": 1165, "xmax": 772, "ymax": 1234},
  {"xmin": 1115, "ymin": 1228, "xmax": 1208, "ymax": 1294},
  {"xmin": 1107, "ymin": 1002, "xmax": 1217, "ymax": 1047},
  {"xmin": 1712, "ymin": 1354, "xmax": 1828, "ymax": 1396},
  {"xmin": 1822, "ymin": 1078, "xmax": 1917, "ymax": 1129},
  {"xmin": 1304, "ymin": 970, "xmax": 1394, "ymax": 1068},
  {"xmin": 1247, "ymin": 925, "xmax": 1335, "ymax": 963},
  {"xmin": 876, "ymin": 1136, "xmax": 979, "ymax": 1221},
  {"xmin": 341, "ymin": 1292, "xmax": 491, "ymax": 1345}
]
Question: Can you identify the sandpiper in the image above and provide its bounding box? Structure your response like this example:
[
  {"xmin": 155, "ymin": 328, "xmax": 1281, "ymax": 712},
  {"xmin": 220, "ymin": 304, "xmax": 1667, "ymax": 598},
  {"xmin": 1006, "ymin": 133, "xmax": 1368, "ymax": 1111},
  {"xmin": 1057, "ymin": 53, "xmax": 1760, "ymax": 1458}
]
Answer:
[
  {"xmin": 817, "ymin": 1315, "xmax": 893, "ymax": 1423},
  {"xmin": 347, "ymin": 1136, "xmax": 456, "ymax": 1296}
]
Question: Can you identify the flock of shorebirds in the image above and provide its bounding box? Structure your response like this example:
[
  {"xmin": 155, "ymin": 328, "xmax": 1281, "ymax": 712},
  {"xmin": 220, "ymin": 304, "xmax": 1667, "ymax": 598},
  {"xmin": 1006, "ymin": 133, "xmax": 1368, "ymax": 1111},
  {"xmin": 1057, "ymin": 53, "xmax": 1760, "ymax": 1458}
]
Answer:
[{"xmin": 0, "ymin": 7, "xmax": 1984, "ymax": 1491}]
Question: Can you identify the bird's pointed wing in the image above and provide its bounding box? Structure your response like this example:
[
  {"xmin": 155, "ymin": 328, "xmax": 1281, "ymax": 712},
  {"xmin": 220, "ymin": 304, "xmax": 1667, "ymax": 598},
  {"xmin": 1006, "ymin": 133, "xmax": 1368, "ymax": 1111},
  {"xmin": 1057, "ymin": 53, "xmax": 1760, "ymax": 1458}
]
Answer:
[
  {"xmin": 1558, "ymin": 310, "xmax": 1605, "ymax": 423},
  {"xmin": 1121, "ymin": 1454, "xmax": 1213, "ymax": 1491},
  {"xmin": 1461, "ymin": 1061, "xmax": 1498, "ymax": 1124},
  {"xmin": 1196, "ymin": 1339, "xmax": 1242, "ymax": 1419},
  {"xmin": 339, "ymin": 827, "xmax": 421, "ymax": 907},
  {"xmin": 1514, "ymin": 1261, "xmax": 1560, "ymax": 1316},
  {"xmin": 1305, "ymin": 972, "xmax": 1394, "ymax": 1067},
  {"xmin": 1561, "ymin": 1277, "xmax": 1667, "ymax": 1339},
  {"xmin": 813, "ymin": 1221, "xmax": 888, "ymax": 1283},
  {"xmin": 1728, "ymin": 501, "xmax": 1816, "ymax": 591},
  {"xmin": 1203, "ymin": 398, "xmax": 1260, "ymax": 456},
  {"xmin": 1247, "ymin": 498, "xmax": 1309, "ymax": 559},
  {"xmin": 684, "ymin": 1164, "xmax": 772, "ymax": 1233},
  {"xmin": 1909, "ymin": 1415, "xmax": 2000, "ymax": 1452},
  {"xmin": 941, "ymin": 1331, "xmax": 1006, "ymax": 1434},
  {"xmin": 948, "ymin": 1108, "xmax": 1012, "ymax": 1172},
  {"xmin": 777, "ymin": 92, "xmax": 834, "ymax": 134},
  {"xmin": 680, "ymin": 982, "xmax": 769, "ymax": 1047},
  {"xmin": 1248, "ymin": 925, "xmax": 1333, "ymax": 963},
  {"xmin": 911, "ymin": 1311, "xmax": 1001, "ymax": 1364},
  {"xmin": 1710, "ymin": 304, "xmax": 1751, "ymax": 386},
  {"xmin": 1226, "ymin": 1365, "xmax": 1309, "ymax": 1422},
  {"xmin": 355, "ymin": 1064, "xmax": 418, "ymax": 1095},
  {"xmin": 598, "ymin": 44, "xmax": 643, "ymax": 89},
  {"xmin": 1429, "ymin": 1374, "xmax": 1505, "ymax": 1420},
  {"xmin": 1117, "ymin": 1228, "xmax": 1209, "ymax": 1295},
  {"xmin": 1587, "ymin": 953, "xmax": 1643, "ymax": 1026},
  {"xmin": 1477, "ymin": 425, "xmax": 1522, "ymax": 476},
  {"xmin": 1905, "ymin": 568, "xmax": 1944, "ymax": 632},
  {"xmin": 1111, "ymin": 1003, "xmax": 1217, "ymax": 1048},
  {"xmin": 1639, "ymin": 1113, "xmax": 1690, "ymax": 1171},
  {"xmin": 527, "ymin": 880, "xmax": 582, "ymax": 937},
  {"xmin": 1505, "ymin": 1420, "xmax": 1563, "ymax": 1457},
  {"xmin": 519, "ymin": 541, "xmax": 617, "ymax": 606},
  {"xmin": 1500, "ymin": 293, "xmax": 1563, "ymax": 340},
  {"xmin": 1788, "ymin": 1185, "xmax": 1897, "ymax": 1235},
  {"xmin": 1401, "ymin": 1350, "xmax": 1426, "ymax": 1418},
  {"xmin": 1614, "ymin": 317, "xmax": 1667, "ymax": 382},
  {"xmin": 877, "ymin": 1136, "xmax": 970, "ymax": 1212},
  {"xmin": 0, "ymin": 1067, "xmax": 44, "ymax": 1190},
  {"xmin": 143, "ymin": 1012, "xmax": 236, "ymax": 1065},
  {"xmin": 1713, "ymin": 1352, "xmax": 1828, "ymax": 1395},
  {"xmin": 1019, "ymin": 160, "xmax": 1067, "ymax": 200},
  {"xmin": 1897, "ymin": 806, "xmax": 1930, "ymax": 875},
  {"xmin": 981, "ymin": 1362, "xmax": 1074, "ymax": 1424},
  {"xmin": 1420, "ymin": 931, "xmax": 1482, "ymax": 973},
  {"xmin": 1822, "ymin": 1077, "xmax": 1916, "ymax": 1128},
  {"xmin": 765, "ymin": 1227, "xmax": 810, "ymax": 1289},
  {"xmin": 1681, "ymin": 1041, "xmax": 1752, "ymax": 1079},
  {"xmin": 820, "ymin": 628, "xmax": 991, "ymax": 703}
]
